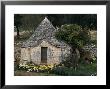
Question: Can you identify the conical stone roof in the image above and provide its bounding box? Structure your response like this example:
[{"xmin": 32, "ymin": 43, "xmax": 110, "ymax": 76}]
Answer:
[{"xmin": 22, "ymin": 17, "xmax": 69, "ymax": 48}]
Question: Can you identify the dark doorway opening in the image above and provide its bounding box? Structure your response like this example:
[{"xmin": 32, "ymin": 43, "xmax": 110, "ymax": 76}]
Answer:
[{"xmin": 41, "ymin": 47, "xmax": 47, "ymax": 64}]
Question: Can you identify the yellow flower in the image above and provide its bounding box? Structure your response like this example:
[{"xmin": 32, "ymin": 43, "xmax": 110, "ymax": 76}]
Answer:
[
  {"xmin": 33, "ymin": 67, "xmax": 37, "ymax": 71},
  {"xmin": 61, "ymin": 64, "xmax": 64, "ymax": 66}
]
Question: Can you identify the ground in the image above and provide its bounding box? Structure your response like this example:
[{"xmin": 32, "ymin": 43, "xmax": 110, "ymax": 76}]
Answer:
[{"xmin": 14, "ymin": 70, "xmax": 58, "ymax": 76}]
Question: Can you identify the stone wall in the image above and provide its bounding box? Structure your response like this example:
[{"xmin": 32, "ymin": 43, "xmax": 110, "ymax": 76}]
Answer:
[
  {"xmin": 31, "ymin": 47, "xmax": 41, "ymax": 65},
  {"xmin": 20, "ymin": 40, "xmax": 71, "ymax": 65},
  {"xmin": 20, "ymin": 48, "xmax": 31, "ymax": 65},
  {"xmin": 83, "ymin": 44, "xmax": 97, "ymax": 58}
]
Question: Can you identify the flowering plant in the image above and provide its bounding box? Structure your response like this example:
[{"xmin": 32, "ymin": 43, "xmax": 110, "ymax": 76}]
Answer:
[{"xmin": 19, "ymin": 64, "xmax": 55, "ymax": 73}]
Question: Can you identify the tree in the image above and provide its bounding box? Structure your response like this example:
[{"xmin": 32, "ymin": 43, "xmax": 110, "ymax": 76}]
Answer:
[
  {"xmin": 20, "ymin": 14, "xmax": 46, "ymax": 32},
  {"xmin": 14, "ymin": 14, "xmax": 96, "ymax": 35},
  {"xmin": 81, "ymin": 14, "xmax": 97, "ymax": 30},
  {"xmin": 14, "ymin": 14, "xmax": 23, "ymax": 38},
  {"xmin": 47, "ymin": 14, "xmax": 97, "ymax": 30},
  {"xmin": 55, "ymin": 24, "xmax": 91, "ymax": 68}
]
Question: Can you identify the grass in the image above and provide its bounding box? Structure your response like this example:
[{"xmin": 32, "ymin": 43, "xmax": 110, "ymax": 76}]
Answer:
[{"xmin": 14, "ymin": 70, "xmax": 58, "ymax": 76}]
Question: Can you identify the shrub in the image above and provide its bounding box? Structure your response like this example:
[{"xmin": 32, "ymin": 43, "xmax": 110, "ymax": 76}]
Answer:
[{"xmin": 50, "ymin": 62, "xmax": 97, "ymax": 76}]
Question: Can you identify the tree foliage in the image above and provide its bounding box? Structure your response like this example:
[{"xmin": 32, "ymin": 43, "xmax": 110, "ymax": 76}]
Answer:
[
  {"xmin": 14, "ymin": 14, "xmax": 23, "ymax": 37},
  {"xmin": 55, "ymin": 24, "xmax": 91, "ymax": 68},
  {"xmin": 47, "ymin": 14, "xmax": 97, "ymax": 30},
  {"xmin": 14, "ymin": 14, "xmax": 97, "ymax": 33},
  {"xmin": 55, "ymin": 24, "xmax": 91, "ymax": 49},
  {"xmin": 14, "ymin": 14, "xmax": 23, "ymax": 27},
  {"xmin": 20, "ymin": 14, "xmax": 45, "ymax": 31}
]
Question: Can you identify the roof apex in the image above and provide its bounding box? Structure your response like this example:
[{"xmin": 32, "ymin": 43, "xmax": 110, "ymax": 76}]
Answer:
[
  {"xmin": 42, "ymin": 16, "xmax": 50, "ymax": 23},
  {"xmin": 44, "ymin": 16, "xmax": 48, "ymax": 20}
]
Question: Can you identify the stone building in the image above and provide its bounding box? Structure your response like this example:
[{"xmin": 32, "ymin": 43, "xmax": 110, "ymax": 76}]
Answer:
[{"xmin": 20, "ymin": 17, "xmax": 71, "ymax": 65}]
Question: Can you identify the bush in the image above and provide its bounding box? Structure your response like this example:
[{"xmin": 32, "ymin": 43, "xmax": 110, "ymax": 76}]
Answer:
[
  {"xmin": 50, "ymin": 66, "xmax": 68, "ymax": 75},
  {"xmin": 50, "ymin": 62, "xmax": 97, "ymax": 76}
]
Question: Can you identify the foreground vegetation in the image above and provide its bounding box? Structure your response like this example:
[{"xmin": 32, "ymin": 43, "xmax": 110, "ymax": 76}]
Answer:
[{"xmin": 14, "ymin": 60, "xmax": 96, "ymax": 76}]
